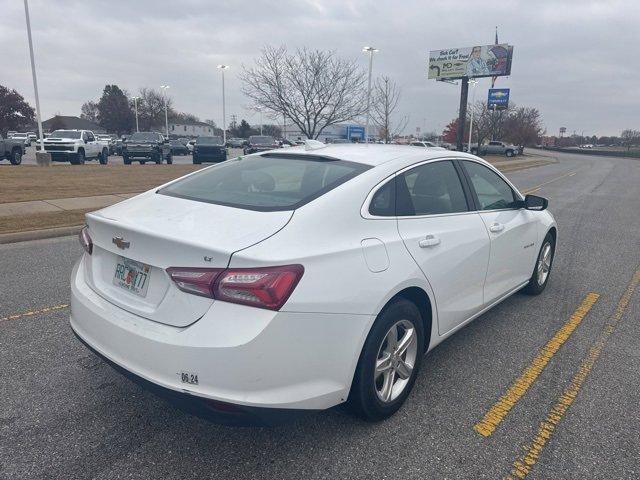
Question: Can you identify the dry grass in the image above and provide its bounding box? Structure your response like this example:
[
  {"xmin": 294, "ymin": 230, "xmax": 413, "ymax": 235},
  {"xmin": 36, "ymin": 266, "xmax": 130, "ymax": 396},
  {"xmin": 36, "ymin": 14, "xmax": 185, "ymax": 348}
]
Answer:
[
  {"xmin": 0, "ymin": 164, "xmax": 203, "ymax": 204},
  {"xmin": 0, "ymin": 209, "xmax": 94, "ymax": 234}
]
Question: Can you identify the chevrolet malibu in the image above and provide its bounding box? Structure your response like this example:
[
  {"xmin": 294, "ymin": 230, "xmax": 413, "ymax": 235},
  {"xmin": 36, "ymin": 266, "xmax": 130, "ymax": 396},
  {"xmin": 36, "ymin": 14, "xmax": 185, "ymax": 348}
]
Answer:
[{"xmin": 70, "ymin": 143, "xmax": 556, "ymax": 424}]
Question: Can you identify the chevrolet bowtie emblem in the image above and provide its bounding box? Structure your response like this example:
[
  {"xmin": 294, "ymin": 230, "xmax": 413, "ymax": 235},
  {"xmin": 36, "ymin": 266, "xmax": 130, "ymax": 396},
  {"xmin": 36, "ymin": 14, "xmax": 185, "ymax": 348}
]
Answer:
[{"xmin": 112, "ymin": 236, "xmax": 130, "ymax": 249}]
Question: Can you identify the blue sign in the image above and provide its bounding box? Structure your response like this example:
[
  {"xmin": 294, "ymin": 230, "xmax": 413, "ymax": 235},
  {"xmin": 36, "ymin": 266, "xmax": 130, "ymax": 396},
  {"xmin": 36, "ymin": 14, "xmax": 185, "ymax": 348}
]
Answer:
[
  {"xmin": 346, "ymin": 125, "xmax": 365, "ymax": 140},
  {"xmin": 488, "ymin": 88, "xmax": 510, "ymax": 110}
]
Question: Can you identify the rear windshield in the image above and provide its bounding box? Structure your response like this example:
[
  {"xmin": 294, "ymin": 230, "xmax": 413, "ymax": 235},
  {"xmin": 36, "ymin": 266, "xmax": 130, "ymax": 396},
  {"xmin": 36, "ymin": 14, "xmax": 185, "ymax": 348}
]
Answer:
[
  {"xmin": 159, "ymin": 154, "xmax": 370, "ymax": 211},
  {"xmin": 129, "ymin": 132, "xmax": 161, "ymax": 141},
  {"xmin": 249, "ymin": 136, "xmax": 275, "ymax": 145},
  {"xmin": 197, "ymin": 136, "xmax": 224, "ymax": 145},
  {"xmin": 50, "ymin": 130, "xmax": 81, "ymax": 139}
]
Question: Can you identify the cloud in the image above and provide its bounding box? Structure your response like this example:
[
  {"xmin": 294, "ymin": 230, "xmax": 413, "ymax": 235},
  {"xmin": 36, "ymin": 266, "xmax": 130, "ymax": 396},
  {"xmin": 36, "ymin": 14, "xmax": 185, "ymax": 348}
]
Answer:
[{"xmin": 2, "ymin": 0, "xmax": 638, "ymax": 135}]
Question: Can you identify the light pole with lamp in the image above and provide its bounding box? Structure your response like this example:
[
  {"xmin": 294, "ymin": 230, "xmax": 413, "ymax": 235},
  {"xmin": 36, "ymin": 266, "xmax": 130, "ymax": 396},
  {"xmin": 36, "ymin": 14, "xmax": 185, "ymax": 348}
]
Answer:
[
  {"xmin": 160, "ymin": 85, "xmax": 170, "ymax": 138},
  {"xmin": 131, "ymin": 96, "xmax": 140, "ymax": 132},
  {"xmin": 362, "ymin": 46, "xmax": 378, "ymax": 144},
  {"xmin": 23, "ymin": 0, "xmax": 47, "ymax": 164},
  {"xmin": 467, "ymin": 79, "xmax": 478, "ymax": 153},
  {"xmin": 217, "ymin": 65, "xmax": 229, "ymax": 144}
]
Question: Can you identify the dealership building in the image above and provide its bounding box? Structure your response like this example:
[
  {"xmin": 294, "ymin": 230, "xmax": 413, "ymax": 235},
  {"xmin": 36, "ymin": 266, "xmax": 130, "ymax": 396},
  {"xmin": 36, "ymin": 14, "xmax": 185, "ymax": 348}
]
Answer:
[{"xmin": 282, "ymin": 123, "xmax": 376, "ymax": 142}]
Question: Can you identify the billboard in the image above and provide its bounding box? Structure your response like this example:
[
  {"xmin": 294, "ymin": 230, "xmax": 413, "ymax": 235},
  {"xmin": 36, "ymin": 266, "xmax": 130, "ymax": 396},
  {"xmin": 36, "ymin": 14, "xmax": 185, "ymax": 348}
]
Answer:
[
  {"xmin": 428, "ymin": 44, "xmax": 513, "ymax": 80},
  {"xmin": 488, "ymin": 88, "xmax": 510, "ymax": 110}
]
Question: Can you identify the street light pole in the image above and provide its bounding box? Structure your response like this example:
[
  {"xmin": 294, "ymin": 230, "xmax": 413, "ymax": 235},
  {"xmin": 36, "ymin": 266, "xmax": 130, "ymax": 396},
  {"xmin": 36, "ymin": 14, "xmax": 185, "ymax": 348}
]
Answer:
[
  {"xmin": 160, "ymin": 85, "xmax": 170, "ymax": 138},
  {"xmin": 132, "ymin": 96, "xmax": 140, "ymax": 132},
  {"xmin": 217, "ymin": 65, "xmax": 229, "ymax": 144},
  {"xmin": 362, "ymin": 46, "xmax": 379, "ymax": 144},
  {"xmin": 23, "ymin": 0, "xmax": 45, "ymax": 153},
  {"xmin": 467, "ymin": 79, "xmax": 477, "ymax": 153}
]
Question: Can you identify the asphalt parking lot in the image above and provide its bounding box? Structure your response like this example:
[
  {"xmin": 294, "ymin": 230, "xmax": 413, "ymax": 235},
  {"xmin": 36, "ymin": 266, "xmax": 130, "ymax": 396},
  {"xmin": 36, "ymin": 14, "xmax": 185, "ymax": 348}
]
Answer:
[{"xmin": 1, "ymin": 149, "xmax": 639, "ymax": 479}]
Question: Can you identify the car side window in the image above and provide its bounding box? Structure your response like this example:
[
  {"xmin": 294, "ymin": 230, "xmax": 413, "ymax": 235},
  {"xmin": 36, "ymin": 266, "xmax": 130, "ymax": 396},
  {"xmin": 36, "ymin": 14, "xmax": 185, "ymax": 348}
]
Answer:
[
  {"xmin": 369, "ymin": 178, "xmax": 395, "ymax": 216},
  {"xmin": 87, "ymin": 132, "xmax": 95, "ymax": 142},
  {"xmin": 462, "ymin": 161, "xmax": 518, "ymax": 210},
  {"xmin": 396, "ymin": 160, "xmax": 469, "ymax": 216},
  {"xmin": 82, "ymin": 132, "xmax": 88, "ymax": 142}
]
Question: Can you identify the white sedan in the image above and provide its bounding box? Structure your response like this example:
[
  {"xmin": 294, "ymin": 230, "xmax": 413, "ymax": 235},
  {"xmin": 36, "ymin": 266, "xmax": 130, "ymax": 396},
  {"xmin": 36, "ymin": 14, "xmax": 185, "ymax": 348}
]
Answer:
[{"xmin": 70, "ymin": 143, "xmax": 556, "ymax": 424}]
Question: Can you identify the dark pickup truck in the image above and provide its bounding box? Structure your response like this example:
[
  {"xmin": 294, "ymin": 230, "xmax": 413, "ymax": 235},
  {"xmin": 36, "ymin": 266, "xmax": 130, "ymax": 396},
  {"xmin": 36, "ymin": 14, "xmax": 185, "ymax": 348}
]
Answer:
[{"xmin": 0, "ymin": 134, "xmax": 25, "ymax": 165}]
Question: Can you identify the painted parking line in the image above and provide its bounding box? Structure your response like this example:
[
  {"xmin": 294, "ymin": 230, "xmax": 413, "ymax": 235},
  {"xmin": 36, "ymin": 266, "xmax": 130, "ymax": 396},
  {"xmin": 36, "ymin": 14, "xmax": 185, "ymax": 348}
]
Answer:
[
  {"xmin": 521, "ymin": 170, "xmax": 579, "ymax": 195},
  {"xmin": 506, "ymin": 267, "xmax": 640, "ymax": 479},
  {"xmin": 474, "ymin": 292, "xmax": 600, "ymax": 437},
  {"xmin": 0, "ymin": 303, "xmax": 69, "ymax": 323}
]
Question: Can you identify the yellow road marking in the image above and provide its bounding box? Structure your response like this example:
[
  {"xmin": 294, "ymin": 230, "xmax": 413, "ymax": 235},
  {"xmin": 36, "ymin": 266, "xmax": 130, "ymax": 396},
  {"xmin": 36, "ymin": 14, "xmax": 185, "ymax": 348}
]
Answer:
[
  {"xmin": 0, "ymin": 304, "xmax": 69, "ymax": 323},
  {"xmin": 506, "ymin": 267, "xmax": 640, "ymax": 479},
  {"xmin": 521, "ymin": 170, "xmax": 579, "ymax": 195},
  {"xmin": 474, "ymin": 293, "xmax": 600, "ymax": 437}
]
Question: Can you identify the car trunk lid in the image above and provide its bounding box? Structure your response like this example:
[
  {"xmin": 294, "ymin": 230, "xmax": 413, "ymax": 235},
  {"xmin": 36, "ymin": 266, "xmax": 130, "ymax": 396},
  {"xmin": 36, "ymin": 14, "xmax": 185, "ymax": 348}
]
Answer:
[{"xmin": 83, "ymin": 192, "xmax": 292, "ymax": 327}]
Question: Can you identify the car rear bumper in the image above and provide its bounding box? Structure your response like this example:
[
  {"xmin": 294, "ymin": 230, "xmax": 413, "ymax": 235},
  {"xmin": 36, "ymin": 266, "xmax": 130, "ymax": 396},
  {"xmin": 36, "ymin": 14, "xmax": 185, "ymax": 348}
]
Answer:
[{"xmin": 70, "ymin": 257, "xmax": 371, "ymax": 414}]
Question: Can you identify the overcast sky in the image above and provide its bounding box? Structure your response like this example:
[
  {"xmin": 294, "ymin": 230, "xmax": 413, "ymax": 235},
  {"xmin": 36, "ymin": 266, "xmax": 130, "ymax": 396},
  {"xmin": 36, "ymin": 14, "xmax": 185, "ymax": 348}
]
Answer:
[{"xmin": 2, "ymin": 0, "xmax": 638, "ymax": 136}]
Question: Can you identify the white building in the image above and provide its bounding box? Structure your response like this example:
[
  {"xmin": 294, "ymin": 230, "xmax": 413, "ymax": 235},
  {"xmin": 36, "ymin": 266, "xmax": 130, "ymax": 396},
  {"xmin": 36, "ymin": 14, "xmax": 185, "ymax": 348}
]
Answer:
[{"xmin": 169, "ymin": 121, "xmax": 216, "ymax": 137}]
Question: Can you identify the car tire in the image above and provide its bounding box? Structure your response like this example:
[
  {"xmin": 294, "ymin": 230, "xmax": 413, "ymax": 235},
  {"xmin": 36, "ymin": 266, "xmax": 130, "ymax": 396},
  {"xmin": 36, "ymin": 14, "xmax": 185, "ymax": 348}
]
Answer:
[
  {"xmin": 193, "ymin": 155, "xmax": 201, "ymax": 164},
  {"xmin": 10, "ymin": 149, "xmax": 22, "ymax": 165},
  {"xmin": 153, "ymin": 152, "xmax": 162, "ymax": 164},
  {"xmin": 523, "ymin": 233, "xmax": 555, "ymax": 295},
  {"xmin": 140, "ymin": 160, "xmax": 146, "ymax": 165},
  {"xmin": 123, "ymin": 154, "xmax": 131, "ymax": 165},
  {"xmin": 99, "ymin": 149, "xmax": 108, "ymax": 165},
  {"xmin": 71, "ymin": 150, "xmax": 85, "ymax": 165},
  {"xmin": 166, "ymin": 153, "xmax": 173, "ymax": 164},
  {"xmin": 347, "ymin": 298, "xmax": 424, "ymax": 421},
  {"xmin": 506, "ymin": 149, "xmax": 514, "ymax": 157}
]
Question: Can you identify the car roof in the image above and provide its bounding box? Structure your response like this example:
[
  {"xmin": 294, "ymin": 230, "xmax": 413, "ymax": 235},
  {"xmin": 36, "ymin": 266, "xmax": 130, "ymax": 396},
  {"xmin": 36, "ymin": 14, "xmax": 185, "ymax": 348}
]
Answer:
[{"xmin": 273, "ymin": 143, "xmax": 483, "ymax": 168}]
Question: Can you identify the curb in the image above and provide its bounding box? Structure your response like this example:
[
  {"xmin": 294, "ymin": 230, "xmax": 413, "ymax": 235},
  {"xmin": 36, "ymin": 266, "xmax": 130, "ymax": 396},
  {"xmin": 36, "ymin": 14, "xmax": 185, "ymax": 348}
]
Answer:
[{"xmin": 0, "ymin": 225, "xmax": 82, "ymax": 245}]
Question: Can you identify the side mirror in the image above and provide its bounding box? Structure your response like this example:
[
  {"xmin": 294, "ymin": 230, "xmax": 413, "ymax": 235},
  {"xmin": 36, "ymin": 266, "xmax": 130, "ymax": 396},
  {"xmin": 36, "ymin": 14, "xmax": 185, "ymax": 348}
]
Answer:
[{"xmin": 524, "ymin": 194, "xmax": 548, "ymax": 211}]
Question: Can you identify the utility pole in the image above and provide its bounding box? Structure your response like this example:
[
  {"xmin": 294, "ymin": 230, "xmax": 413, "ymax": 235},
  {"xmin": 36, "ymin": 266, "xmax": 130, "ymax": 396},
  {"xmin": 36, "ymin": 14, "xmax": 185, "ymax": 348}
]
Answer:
[
  {"xmin": 132, "ymin": 96, "xmax": 140, "ymax": 132},
  {"xmin": 363, "ymin": 46, "xmax": 378, "ymax": 144},
  {"xmin": 23, "ymin": 0, "xmax": 46, "ymax": 159},
  {"xmin": 160, "ymin": 85, "xmax": 170, "ymax": 138},
  {"xmin": 217, "ymin": 65, "xmax": 229, "ymax": 144}
]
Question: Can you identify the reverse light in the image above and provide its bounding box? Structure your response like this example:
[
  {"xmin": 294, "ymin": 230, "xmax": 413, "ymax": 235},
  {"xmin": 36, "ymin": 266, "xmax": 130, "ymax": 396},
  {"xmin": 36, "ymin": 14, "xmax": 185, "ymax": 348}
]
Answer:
[
  {"xmin": 79, "ymin": 226, "xmax": 93, "ymax": 255},
  {"xmin": 166, "ymin": 265, "xmax": 304, "ymax": 310}
]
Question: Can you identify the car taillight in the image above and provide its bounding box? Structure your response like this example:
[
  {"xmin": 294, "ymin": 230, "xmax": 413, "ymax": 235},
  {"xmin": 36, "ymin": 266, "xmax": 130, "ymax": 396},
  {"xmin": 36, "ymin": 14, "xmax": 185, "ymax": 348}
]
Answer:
[
  {"xmin": 79, "ymin": 226, "xmax": 93, "ymax": 255},
  {"xmin": 166, "ymin": 267, "xmax": 224, "ymax": 298},
  {"xmin": 166, "ymin": 265, "xmax": 304, "ymax": 310}
]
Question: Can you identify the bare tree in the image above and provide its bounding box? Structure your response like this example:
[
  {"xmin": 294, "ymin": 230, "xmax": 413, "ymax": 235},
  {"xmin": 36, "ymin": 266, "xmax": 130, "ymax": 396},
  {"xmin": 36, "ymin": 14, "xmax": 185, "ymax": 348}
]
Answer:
[
  {"xmin": 240, "ymin": 46, "xmax": 367, "ymax": 139},
  {"xmin": 621, "ymin": 129, "xmax": 640, "ymax": 150},
  {"xmin": 136, "ymin": 87, "xmax": 174, "ymax": 131},
  {"xmin": 80, "ymin": 101, "xmax": 99, "ymax": 123},
  {"xmin": 370, "ymin": 76, "xmax": 408, "ymax": 142}
]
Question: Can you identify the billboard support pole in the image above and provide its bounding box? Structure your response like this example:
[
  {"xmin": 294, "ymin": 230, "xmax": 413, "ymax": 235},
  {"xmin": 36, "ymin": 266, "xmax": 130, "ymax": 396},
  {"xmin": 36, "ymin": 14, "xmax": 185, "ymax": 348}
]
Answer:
[{"xmin": 456, "ymin": 77, "xmax": 469, "ymax": 151}]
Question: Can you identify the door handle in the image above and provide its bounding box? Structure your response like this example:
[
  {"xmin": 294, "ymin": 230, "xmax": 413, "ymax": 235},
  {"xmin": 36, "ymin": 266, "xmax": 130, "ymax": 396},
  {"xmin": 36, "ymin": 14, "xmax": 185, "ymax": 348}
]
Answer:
[
  {"xmin": 418, "ymin": 235, "xmax": 441, "ymax": 248},
  {"xmin": 489, "ymin": 222, "xmax": 505, "ymax": 233}
]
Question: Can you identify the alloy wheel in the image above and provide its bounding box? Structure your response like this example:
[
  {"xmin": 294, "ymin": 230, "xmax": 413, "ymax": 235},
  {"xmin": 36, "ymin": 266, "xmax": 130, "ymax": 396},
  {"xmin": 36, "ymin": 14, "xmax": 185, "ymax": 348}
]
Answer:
[
  {"xmin": 537, "ymin": 242, "xmax": 552, "ymax": 286},
  {"xmin": 374, "ymin": 319, "xmax": 418, "ymax": 403}
]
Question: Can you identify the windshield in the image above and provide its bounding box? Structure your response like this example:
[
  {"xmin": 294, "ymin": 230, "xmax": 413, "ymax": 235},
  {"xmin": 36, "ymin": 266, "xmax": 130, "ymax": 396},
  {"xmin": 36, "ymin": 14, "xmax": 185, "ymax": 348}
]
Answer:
[
  {"xmin": 128, "ymin": 132, "xmax": 161, "ymax": 142},
  {"xmin": 249, "ymin": 136, "xmax": 275, "ymax": 145},
  {"xmin": 50, "ymin": 130, "xmax": 81, "ymax": 139},
  {"xmin": 197, "ymin": 136, "xmax": 224, "ymax": 145},
  {"xmin": 159, "ymin": 154, "xmax": 370, "ymax": 211}
]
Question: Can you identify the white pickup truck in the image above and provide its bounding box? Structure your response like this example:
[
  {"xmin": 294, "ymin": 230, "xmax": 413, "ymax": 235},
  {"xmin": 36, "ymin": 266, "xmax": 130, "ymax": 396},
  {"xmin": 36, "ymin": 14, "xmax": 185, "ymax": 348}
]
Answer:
[{"xmin": 40, "ymin": 129, "xmax": 109, "ymax": 164}]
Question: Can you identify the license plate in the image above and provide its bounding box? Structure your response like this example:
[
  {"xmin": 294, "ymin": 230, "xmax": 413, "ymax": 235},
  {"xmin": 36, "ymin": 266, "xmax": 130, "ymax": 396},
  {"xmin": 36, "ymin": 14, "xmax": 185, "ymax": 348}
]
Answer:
[{"xmin": 113, "ymin": 257, "xmax": 151, "ymax": 297}]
